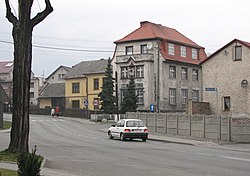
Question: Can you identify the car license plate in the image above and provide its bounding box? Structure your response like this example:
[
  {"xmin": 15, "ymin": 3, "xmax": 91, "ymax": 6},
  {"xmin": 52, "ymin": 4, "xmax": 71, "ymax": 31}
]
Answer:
[{"xmin": 133, "ymin": 129, "xmax": 142, "ymax": 132}]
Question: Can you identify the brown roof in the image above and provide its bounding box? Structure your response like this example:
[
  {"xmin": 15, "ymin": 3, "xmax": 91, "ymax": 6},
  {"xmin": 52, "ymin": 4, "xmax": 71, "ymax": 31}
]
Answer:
[
  {"xmin": 115, "ymin": 21, "xmax": 201, "ymax": 48},
  {"xmin": 200, "ymin": 39, "xmax": 250, "ymax": 64},
  {"xmin": 0, "ymin": 61, "xmax": 13, "ymax": 74},
  {"xmin": 115, "ymin": 21, "xmax": 207, "ymax": 65}
]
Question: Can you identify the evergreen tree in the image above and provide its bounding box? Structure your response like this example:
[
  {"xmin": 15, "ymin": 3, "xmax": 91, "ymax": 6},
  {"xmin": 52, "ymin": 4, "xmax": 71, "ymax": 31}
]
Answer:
[
  {"xmin": 98, "ymin": 58, "xmax": 117, "ymax": 114},
  {"xmin": 120, "ymin": 77, "xmax": 138, "ymax": 114}
]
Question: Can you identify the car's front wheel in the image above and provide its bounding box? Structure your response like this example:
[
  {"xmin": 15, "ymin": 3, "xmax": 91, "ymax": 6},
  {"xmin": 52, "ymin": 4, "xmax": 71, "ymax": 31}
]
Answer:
[
  {"xmin": 108, "ymin": 131, "xmax": 114, "ymax": 139},
  {"xmin": 142, "ymin": 138, "xmax": 147, "ymax": 142}
]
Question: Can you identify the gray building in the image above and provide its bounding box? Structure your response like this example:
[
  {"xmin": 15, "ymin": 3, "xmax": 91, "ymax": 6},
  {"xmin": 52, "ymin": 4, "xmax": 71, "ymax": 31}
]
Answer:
[
  {"xmin": 201, "ymin": 39, "xmax": 250, "ymax": 115},
  {"xmin": 112, "ymin": 21, "xmax": 207, "ymax": 112}
]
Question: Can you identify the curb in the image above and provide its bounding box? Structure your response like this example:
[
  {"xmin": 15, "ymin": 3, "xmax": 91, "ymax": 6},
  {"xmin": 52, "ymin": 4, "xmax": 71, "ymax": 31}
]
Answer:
[{"xmin": 0, "ymin": 128, "xmax": 11, "ymax": 134}]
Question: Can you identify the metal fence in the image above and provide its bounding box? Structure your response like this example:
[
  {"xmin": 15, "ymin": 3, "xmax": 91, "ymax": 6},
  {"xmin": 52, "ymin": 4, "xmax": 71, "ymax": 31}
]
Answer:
[{"xmin": 126, "ymin": 112, "xmax": 250, "ymax": 143}]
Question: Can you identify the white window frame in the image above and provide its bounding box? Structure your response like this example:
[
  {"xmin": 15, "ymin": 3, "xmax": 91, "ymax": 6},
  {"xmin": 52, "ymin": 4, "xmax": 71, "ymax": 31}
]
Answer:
[
  {"xmin": 192, "ymin": 48, "xmax": 198, "ymax": 59},
  {"xmin": 235, "ymin": 46, "xmax": 242, "ymax": 60},
  {"xmin": 126, "ymin": 46, "xmax": 133, "ymax": 55},
  {"xmin": 192, "ymin": 90, "xmax": 199, "ymax": 102},
  {"xmin": 192, "ymin": 69, "xmax": 198, "ymax": 81},
  {"xmin": 168, "ymin": 43, "xmax": 175, "ymax": 55},
  {"xmin": 180, "ymin": 46, "xmax": 186, "ymax": 57},
  {"xmin": 141, "ymin": 45, "xmax": 148, "ymax": 54},
  {"xmin": 181, "ymin": 67, "xmax": 188, "ymax": 80},
  {"xmin": 136, "ymin": 66, "xmax": 144, "ymax": 78},
  {"xmin": 121, "ymin": 67, "xmax": 128, "ymax": 79},
  {"xmin": 224, "ymin": 96, "xmax": 231, "ymax": 111},
  {"xmin": 169, "ymin": 66, "xmax": 176, "ymax": 79},
  {"xmin": 169, "ymin": 88, "xmax": 176, "ymax": 105},
  {"xmin": 136, "ymin": 89, "xmax": 144, "ymax": 105},
  {"xmin": 181, "ymin": 89, "xmax": 188, "ymax": 105}
]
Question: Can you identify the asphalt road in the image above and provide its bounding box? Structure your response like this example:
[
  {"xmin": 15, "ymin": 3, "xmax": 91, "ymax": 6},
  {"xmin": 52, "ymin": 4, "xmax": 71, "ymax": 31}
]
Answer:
[{"xmin": 1, "ymin": 114, "xmax": 250, "ymax": 176}]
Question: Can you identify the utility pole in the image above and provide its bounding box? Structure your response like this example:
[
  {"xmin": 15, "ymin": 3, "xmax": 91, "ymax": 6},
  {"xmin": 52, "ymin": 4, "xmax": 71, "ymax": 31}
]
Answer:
[
  {"xmin": 157, "ymin": 41, "xmax": 160, "ymax": 113},
  {"xmin": 0, "ymin": 86, "xmax": 3, "ymax": 129}
]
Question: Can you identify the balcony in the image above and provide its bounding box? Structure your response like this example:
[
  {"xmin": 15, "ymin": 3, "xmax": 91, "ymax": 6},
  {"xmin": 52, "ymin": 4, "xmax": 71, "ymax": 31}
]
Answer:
[{"xmin": 116, "ymin": 54, "xmax": 154, "ymax": 64}]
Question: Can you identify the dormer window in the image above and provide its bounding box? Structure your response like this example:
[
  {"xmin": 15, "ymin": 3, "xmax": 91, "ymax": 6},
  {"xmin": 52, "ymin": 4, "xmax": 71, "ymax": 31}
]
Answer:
[
  {"xmin": 168, "ymin": 43, "xmax": 175, "ymax": 55},
  {"xmin": 234, "ymin": 46, "xmax": 242, "ymax": 61},
  {"xmin": 192, "ymin": 48, "xmax": 197, "ymax": 59},
  {"xmin": 180, "ymin": 46, "xmax": 186, "ymax": 57},
  {"xmin": 125, "ymin": 46, "xmax": 133, "ymax": 55}
]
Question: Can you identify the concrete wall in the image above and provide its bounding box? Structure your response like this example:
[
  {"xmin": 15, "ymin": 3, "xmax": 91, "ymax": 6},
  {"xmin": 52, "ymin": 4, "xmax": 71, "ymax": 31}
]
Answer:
[{"xmin": 126, "ymin": 112, "xmax": 250, "ymax": 143}]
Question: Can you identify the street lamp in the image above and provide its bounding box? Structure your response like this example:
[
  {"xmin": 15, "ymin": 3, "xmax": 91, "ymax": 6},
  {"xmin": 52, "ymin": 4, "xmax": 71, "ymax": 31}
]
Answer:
[{"xmin": 147, "ymin": 41, "xmax": 161, "ymax": 113}]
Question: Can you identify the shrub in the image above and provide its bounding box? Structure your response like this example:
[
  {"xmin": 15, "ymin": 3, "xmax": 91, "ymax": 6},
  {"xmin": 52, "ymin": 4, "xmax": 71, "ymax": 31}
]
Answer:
[{"xmin": 17, "ymin": 146, "xmax": 43, "ymax": 176}]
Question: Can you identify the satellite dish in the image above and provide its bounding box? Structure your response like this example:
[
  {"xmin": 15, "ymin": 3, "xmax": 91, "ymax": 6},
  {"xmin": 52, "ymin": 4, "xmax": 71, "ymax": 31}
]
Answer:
[{"xmin": 147, "ymin": 42, "xmax": 153, "ymax": 50}]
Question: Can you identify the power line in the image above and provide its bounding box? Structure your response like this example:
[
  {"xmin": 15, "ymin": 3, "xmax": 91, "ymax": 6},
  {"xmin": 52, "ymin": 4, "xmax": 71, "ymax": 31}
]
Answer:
[{"xmin": 0, "ymin": 40, "xmax": 115, "ymax": 53}]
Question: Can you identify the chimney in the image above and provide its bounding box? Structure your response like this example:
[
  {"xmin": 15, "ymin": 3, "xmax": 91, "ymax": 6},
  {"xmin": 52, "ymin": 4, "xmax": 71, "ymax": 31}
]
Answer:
[{"xmin": 140, "ymin": 21, "xmax": 149, "ymax": 27}]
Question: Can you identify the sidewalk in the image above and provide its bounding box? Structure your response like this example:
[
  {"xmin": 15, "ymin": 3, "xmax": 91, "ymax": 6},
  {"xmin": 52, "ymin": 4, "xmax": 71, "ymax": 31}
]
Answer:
[{"xmin": 0, "ymin": 161, "xmax": 81, "ymax": 176}]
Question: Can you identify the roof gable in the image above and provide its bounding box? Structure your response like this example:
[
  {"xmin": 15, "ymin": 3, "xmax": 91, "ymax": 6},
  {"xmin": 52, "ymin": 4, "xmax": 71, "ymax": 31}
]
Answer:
[
  {"xmin": 46, "ymin": 65, "xmax": 72, "ymax": 80},
  {"xmin": 200, "ymin": 39, "xmax": 250, "ymax": 64}
]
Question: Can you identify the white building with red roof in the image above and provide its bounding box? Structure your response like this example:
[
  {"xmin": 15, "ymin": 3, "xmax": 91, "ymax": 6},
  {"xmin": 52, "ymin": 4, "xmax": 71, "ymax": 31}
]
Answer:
[
  {"xmin": 112, "ymin": 21, "xmax": 207, "ymax": 112},
  {"xmin": 0, "ymin": 61, "xmax": 40, "ymax": 106},
  {"xmin": 201, "ymin": 39, "xmax": 250, "ymax": 115}
]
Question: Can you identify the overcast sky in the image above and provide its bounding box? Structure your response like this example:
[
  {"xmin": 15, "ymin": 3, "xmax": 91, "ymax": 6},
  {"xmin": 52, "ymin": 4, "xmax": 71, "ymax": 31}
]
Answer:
[{"xmin": 0, "ymin": 0, "xmax": 249, "ymax": 77}]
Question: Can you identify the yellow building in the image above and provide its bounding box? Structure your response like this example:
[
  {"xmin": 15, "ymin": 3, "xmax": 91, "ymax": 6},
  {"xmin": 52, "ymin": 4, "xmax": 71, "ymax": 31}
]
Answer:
[{"xmin": 64, "ymin": 59, "xmax": 108, "ymax": 110}]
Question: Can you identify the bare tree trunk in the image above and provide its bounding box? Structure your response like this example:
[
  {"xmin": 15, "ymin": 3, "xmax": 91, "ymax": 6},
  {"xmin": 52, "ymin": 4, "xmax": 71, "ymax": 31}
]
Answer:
[{"xmin": 5, "ymin": 0, "xmax": 53, "ymax": 153}]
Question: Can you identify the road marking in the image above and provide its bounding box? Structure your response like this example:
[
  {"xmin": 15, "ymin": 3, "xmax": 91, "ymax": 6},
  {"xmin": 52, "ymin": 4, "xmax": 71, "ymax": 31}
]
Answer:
[
  {"xmin": 196, "ymin": 152, "xmax": 214, "ymax": 156},
  {"xmin": 221, "ymin": 156, "xmax": 250, "ymax": 162},
  {"xmin": 31, "ymin": 119, "xmax": 65, "ymax": 122}
]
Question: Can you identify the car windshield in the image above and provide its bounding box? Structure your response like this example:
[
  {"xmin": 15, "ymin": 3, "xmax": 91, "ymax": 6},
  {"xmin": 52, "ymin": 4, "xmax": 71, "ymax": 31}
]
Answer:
[{"xmin": 126, "ymin": 120, "xmax": 144, "ymax": 127}]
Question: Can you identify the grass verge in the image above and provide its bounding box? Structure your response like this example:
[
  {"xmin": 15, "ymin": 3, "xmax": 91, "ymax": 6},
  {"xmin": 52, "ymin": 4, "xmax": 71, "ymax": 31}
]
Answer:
[
  {"xmin": 3, "ymin": 121, "xmax": 12, "ymax": 130},
  {"xmin": 0, "ymin": 168, "xmax": 18, "ymax": 176},
  {"xmin": 0, "ymin": 150, "xmax": 19, "ymax": 163}
]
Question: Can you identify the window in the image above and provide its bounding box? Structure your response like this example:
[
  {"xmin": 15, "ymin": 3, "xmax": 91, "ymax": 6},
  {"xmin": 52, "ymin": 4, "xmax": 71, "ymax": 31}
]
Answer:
[
  {"xmin": 30, "ymin": 82, "xmax": 34, "ymax": 88},
  {"xmin": 192, "ymin": 90, "xmax": 199, "ymax": 102},
  {"xmin": 169, "ymin": 88, "xmax": 176, "ymax": 105},
  {"xmin": 72, "ymin": 100, "xmax": 80, "ymax": 108},
  {"xmin": 72, "ymin": 83, "xmax": 80, "ymax": 93},
  {"xmin": 58, "ymin": 74, "xmax": 65, "ymax": 80},
  {"xmin": 121, "ymin": 67, "xmax": 128, "ymax": 79},
  {"xmin": 136, "ymin": 89, "xmax": 144, "ymax": 104},
  {"xmin": 224, "ymin": 97, "xmax": 230, "ymax": 111},
  {"xmin": 125, "ymin": 46, "xmax": 133, "ymax": 55},
  {"xmin": 169, "ymin": 66, "xmax": 176, "ymax": 79},
  {"xmin": 181, "ymin": 67, "xmax": 188, "ymax": 80},
  {"xmin": 235, "ymin": 46, "xmax": 242, "ymax": 60},
  {"xmin": 30, "ymin": 92, "xmax": 34, "ymax": 98},
  {"xmin": 128, "ymin": 67, "xmax": 135, "ymax": 78},
  {"xmin": 192, "ymin": 48, "xmax": 198, "ymax": 59},
  {"xmin": 168, "ymin": 43, "xmax": 175, "ymax": 55},
  {"xmin": 181, "ymin": 89, "xmax": 188, "ymax": 105},
  {"xmin": 141, "ymin": 45, "xmax": 148, "ymax": 54},
  {"xmin": 180, "ymin": 46, "xmax": 186, "ymax": 57},
  {"xmin": 136, "ymin": 66, "xmax": 144, "ymax": 78},
  {"xmin": 192, "ymin": 69, "xmax": 198, "ymax": 81},
  {"xmin": 93, "ymin": 78, "xmax": 99, "ymax": 90}
]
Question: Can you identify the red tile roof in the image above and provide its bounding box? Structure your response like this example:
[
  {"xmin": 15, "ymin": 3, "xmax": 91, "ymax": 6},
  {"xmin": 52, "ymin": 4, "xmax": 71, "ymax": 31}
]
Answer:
[
  {"xmin": 200, "ymin": 39, "xmax": 250, "ymax": 64},
  {"xmin": 0, "ymin": 61, "xmax": 13, "ymax": 74},
  {"xmin": 115, "ymin": 21, "xmax": 201, "ymax": 47},
  {"xmin": 115, "ymin": 21, "xmax": 207, "ymax": 65}
]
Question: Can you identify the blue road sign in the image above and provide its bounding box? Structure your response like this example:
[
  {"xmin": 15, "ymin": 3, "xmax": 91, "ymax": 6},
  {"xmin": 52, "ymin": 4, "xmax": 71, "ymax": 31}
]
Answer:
[
  {"xmin": 84, "ymin": 100, "xmax": 88, "ymax": 106},
  {"xmin": 150, "ymin": 104, "xmax": 155, "ymax": 112},
  {"xmin": 205, "ymin": 88, "xmax": 217, "ymax": 91}
]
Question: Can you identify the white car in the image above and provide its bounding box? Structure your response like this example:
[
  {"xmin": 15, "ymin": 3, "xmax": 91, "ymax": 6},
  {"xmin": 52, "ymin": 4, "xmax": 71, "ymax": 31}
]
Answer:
[{"xmin": 108, "ymin": 119, "xmax": 149, "ymax": 142}]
